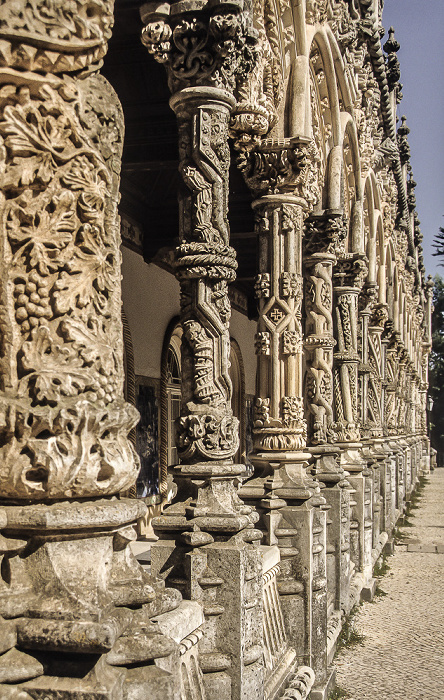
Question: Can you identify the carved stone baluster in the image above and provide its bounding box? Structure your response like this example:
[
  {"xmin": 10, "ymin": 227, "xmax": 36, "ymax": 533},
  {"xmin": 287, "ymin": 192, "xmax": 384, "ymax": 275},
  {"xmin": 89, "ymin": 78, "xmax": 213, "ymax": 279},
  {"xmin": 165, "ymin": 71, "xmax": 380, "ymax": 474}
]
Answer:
[
  {"xmin": 141, "ymin": 3, "xmax": 265, "ymax": 698},
  {"xmin": 0, "ymin": 3, "xmax": 180, "ymax": 698}
]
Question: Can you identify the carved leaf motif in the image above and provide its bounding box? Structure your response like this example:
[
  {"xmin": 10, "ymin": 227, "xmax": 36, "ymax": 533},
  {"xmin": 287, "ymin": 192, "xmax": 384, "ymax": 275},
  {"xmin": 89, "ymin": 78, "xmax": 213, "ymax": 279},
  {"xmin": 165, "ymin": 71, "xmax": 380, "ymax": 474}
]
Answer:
[
  {"xmin": 62, "ymin": 157, "xmax": 109, "ymax": 225},
  {"xmin": 61, "ymin": 316, "xmax": 117, "ymax": 379},
  {"xmin": 1, "ymin": 91, "xmax": 79, "ymax": 164},
  {"xmin": 3, "ymin": 153, "xmax": 54, "ymax": 188},
  {"xmin": 18, "ymin": 326, "xmax": 88, "ymax": 401},
  {"xmin": 0, "ymin": 397, "xmax": 139, "ymax": 499},
  {"xmin": 8, "ymin": 191, "xmax": 76, "ymax": 275},
  {"xmin": 53, "ymin": 224, "xmax": 116, "ymax": 314}
]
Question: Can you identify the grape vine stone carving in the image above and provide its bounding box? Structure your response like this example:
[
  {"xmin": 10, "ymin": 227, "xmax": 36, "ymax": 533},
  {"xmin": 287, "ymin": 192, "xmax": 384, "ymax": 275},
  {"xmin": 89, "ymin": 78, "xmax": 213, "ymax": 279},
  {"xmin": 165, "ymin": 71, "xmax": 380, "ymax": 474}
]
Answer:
[{"xmin": 0, "ymin": 73, "xmax": 139, "ymax": 499}]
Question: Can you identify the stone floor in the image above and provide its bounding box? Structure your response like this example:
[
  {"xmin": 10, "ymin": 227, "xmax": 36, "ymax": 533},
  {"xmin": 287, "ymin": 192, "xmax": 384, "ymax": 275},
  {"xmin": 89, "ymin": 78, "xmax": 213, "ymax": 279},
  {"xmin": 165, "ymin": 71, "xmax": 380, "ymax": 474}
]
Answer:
[{"xmin": 334, "ymin": 468, "xmax": 444, "ymax": 700}]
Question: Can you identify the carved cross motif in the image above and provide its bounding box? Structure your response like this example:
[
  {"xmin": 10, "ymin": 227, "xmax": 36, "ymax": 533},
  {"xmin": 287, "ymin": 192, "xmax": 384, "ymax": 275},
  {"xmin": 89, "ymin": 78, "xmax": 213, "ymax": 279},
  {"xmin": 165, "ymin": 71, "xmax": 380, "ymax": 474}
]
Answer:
[{"xmin": 268, "ymin": 306, "xmax": 285, "ymax": 325}]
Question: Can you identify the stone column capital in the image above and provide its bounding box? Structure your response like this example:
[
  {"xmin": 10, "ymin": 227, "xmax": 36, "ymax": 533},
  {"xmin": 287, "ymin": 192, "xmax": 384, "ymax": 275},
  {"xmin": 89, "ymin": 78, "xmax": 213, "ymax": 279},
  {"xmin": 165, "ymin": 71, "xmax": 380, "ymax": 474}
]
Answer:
[
  {"xmin": 141, "ymin": 0, "xmax": 257, "ymax": 94},
  {"xmin": 333, "ymin": 252, "xmax": 368, "ymax": 290},
  {"xmin": 238, "ymin": 137, "xmax": 321, "ymax": 209},
  {"xmin": 304, "ymin": 211, "xmax": 347, "ymax": 258}
]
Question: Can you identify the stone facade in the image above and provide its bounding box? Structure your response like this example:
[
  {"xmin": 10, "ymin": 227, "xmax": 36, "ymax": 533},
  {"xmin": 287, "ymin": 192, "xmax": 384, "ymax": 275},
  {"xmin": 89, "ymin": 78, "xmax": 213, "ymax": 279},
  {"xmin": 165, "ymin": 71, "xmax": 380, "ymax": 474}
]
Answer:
[{"xmin": 0, "ymin": 1, "xmax": 431, "ymax": 699}]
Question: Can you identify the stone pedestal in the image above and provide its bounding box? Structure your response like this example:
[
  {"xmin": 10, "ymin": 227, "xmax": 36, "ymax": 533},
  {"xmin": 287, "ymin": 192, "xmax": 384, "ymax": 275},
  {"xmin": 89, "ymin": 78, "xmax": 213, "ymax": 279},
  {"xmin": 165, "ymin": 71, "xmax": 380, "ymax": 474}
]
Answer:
[
  {"xmin": 319, "ymin": 475, "xmax": 352, "ymax": 616},
  {"xmin": 151, "ymin": 520, "xmax": 264, "ymax": 700},
  {"xmin": 338, "ymin": 446, "xmax": 374, "ymax": 599},
  {"xmin": 0, "ymin": 499, "xmax": 181, "ymax": 699}
]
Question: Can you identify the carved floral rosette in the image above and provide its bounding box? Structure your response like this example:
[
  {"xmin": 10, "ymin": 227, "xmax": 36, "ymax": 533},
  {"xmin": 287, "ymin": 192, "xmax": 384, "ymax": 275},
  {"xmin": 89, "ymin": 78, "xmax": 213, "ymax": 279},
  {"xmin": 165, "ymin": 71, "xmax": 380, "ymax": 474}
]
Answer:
[{"xmin": 0, "ymin": 72, "xmax": 139, "ymax": 499}]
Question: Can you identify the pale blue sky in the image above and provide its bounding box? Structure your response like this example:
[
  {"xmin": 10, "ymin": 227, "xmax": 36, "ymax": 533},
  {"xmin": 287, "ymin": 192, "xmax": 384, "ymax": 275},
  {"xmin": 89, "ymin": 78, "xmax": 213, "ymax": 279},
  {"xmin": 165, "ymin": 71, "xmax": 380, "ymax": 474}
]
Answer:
[{"xmin": 381, "ymin": 0, "xmax": 444, "ymax": 276}]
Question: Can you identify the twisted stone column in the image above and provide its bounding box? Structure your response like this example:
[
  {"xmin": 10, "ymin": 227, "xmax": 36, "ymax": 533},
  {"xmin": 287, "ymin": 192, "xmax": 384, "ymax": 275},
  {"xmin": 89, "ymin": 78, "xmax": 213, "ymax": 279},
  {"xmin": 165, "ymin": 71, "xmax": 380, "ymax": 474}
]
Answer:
[
  {"xmin": 141, "ymin": 4, "xmax": 265, "ymax": 698},
  {"xmin": 0, "ymin": 2, "xmax": 180, "ymax": 697}
]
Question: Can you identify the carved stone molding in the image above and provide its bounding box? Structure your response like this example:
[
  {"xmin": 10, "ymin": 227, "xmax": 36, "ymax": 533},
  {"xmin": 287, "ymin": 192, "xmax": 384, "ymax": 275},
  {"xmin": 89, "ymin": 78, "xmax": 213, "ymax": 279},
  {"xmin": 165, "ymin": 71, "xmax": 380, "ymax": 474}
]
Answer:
[{"xmin": 0, "ymin": 0, "xmax": 114, "ymax": 73}]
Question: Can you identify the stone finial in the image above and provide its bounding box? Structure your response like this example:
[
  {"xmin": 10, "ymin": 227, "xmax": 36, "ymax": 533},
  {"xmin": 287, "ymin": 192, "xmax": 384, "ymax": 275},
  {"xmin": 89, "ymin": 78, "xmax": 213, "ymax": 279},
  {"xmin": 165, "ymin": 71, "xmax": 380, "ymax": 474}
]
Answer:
[
  {"xmin": 383, "ymin": 26, "xmax": 400, "ymax": 54},
  {"xmin": 397, "ymin": 116, "xmax": 411, "ymax": 164}
]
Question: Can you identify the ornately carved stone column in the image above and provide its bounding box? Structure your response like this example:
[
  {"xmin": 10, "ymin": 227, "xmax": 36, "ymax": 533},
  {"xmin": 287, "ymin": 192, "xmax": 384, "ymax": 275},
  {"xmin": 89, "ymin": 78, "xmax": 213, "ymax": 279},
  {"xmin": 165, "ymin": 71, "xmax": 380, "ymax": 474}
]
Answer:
[
  {"xmin": 332, "ymin": 254, "xmax": 375, "ymax": 595},
  {"xmin": 236, "ymin": 139, "xmax": 332, "ymax": 693},
  {"xmin": 359, "ymin": 290, "xmax": 391, "ymax": 559},
  {"xmin": 141, "ymin": 4, "xmax": 265, "ymax": 699},
  {"xmin": 303, "ymin": 213, "xmax": 352, "ymax": 619},
  {"xmin": 332, "ymin": 254, "xmax": 367, "ymax": 445},
  {"xmin": 0, "ymin": 3, "xmax": 180, "ymax": 698}
]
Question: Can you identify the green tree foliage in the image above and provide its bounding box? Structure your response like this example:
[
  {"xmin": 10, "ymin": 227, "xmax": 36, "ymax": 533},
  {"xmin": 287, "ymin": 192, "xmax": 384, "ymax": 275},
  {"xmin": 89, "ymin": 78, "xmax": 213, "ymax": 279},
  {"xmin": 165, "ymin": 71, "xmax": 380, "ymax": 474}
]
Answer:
[
  {"xmin": 429, "ymin": 274, "xmax": 444, "ymax": 462},
  {"xmin": 432, "ymin": 226, "xmax": 444, "ymax": 259}
]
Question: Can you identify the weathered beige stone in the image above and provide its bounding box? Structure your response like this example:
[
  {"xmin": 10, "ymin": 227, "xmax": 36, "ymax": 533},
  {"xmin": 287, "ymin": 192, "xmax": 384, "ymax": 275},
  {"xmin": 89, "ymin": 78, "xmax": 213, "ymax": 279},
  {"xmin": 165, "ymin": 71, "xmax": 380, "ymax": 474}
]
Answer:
[{"xmin": 0, "ymin": 0, "xmax": 433, "ymax": 698}]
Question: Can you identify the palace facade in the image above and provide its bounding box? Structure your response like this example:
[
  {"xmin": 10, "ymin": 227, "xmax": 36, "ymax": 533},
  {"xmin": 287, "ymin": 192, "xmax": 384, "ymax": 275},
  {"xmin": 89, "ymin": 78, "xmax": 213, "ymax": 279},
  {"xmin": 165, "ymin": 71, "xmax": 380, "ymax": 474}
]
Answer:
[{"xmin": 0, "ymin": 0, "xmax": 432, "ymax": 699}]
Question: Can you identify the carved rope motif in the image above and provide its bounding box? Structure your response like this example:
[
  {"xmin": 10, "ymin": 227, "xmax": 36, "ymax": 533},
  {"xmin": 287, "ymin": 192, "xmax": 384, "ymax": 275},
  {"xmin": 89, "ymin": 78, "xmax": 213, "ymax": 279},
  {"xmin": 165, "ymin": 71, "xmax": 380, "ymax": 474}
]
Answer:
[{"xmin": 171, "ymin": 97, "xmax": 239, "ymax": 462}]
